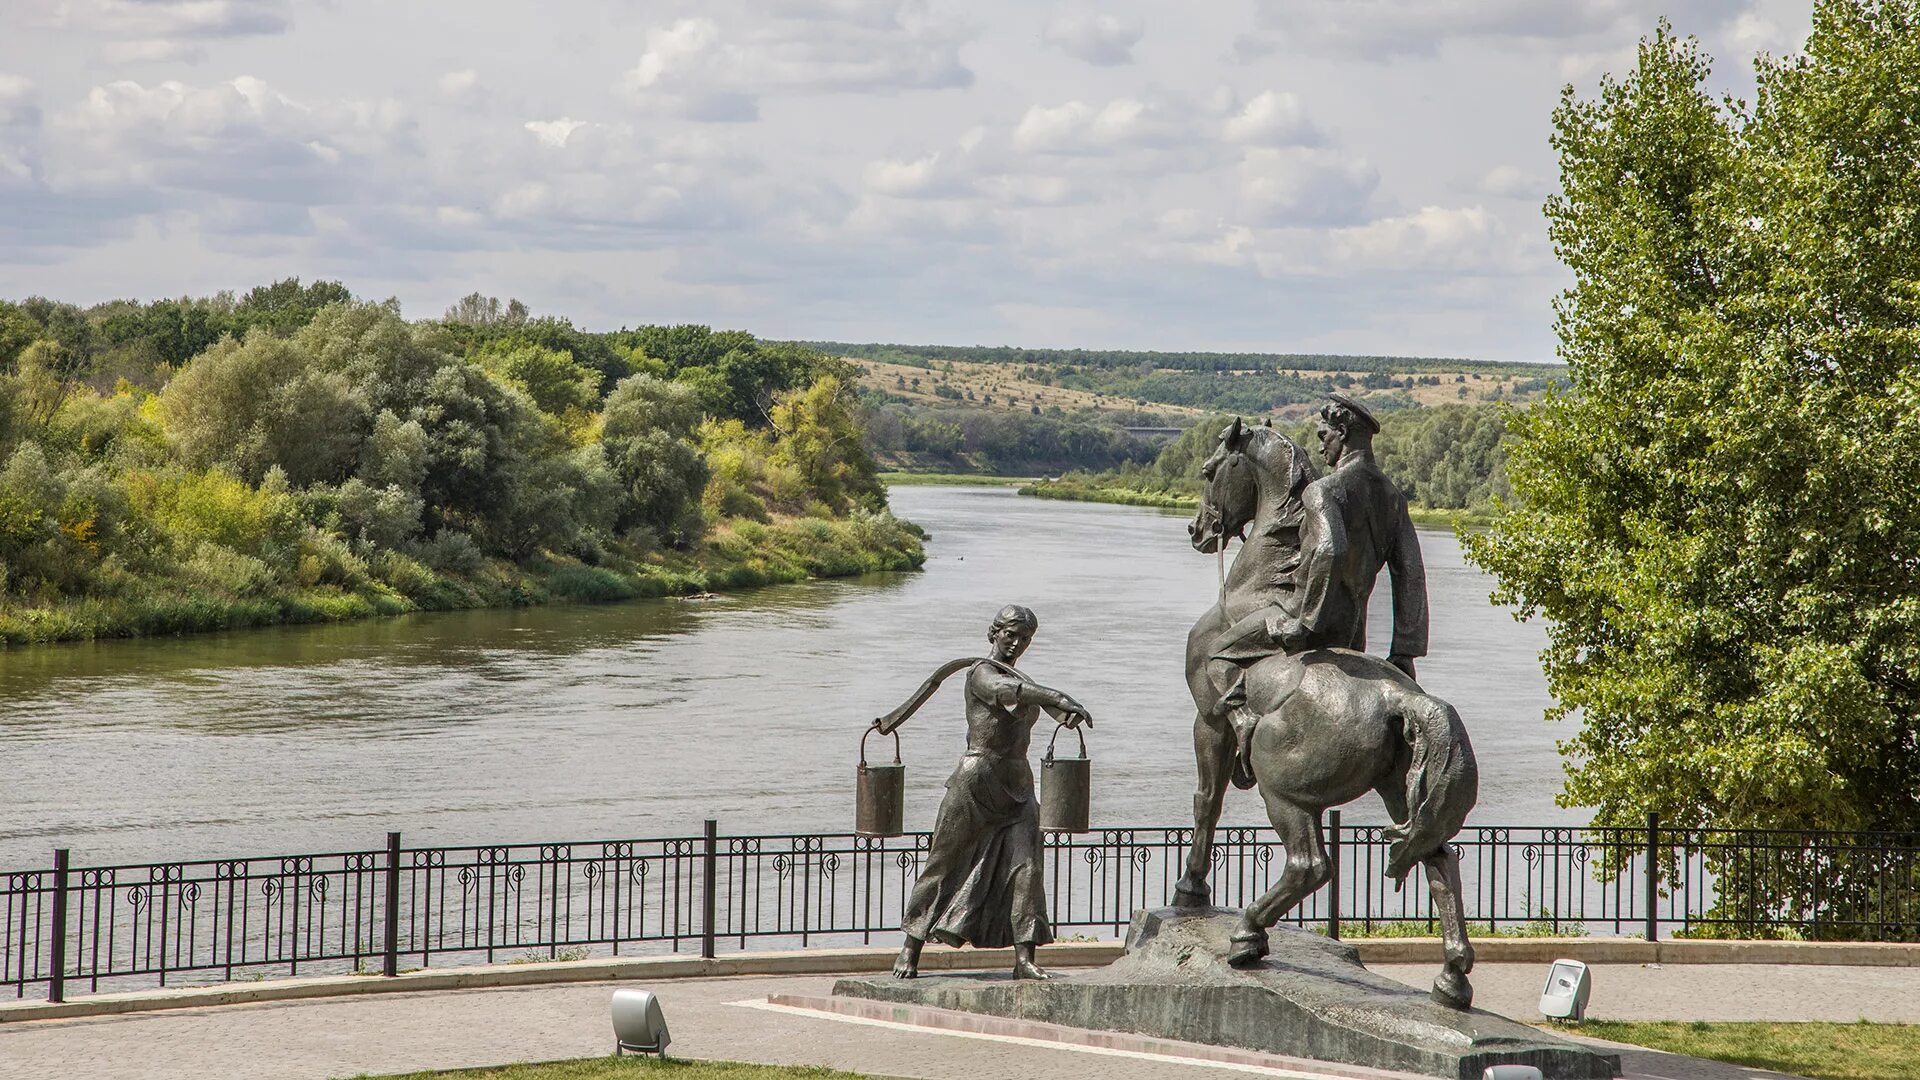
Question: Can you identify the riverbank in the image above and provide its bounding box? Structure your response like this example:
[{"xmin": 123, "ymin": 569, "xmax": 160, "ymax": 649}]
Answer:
[
  {"xmin": 1017, "ymin": 478, "xmax": 1499, "ymax": 526},
  {"xmin": 877, "ymin": 471, "xmax": 1032, "ymax": 487},
  {"xmin": 0, "ymin": 512, "xmax": 925, "ymax": 647}
]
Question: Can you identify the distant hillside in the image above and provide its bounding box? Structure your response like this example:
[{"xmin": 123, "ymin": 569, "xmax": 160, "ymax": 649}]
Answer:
[
  {"xmin": 814, "ymin": 340, "xmax": 1564, "ymax": 423},
  {"xmin": 801, "ymin": 341, "xmax": 1562, "ymax": 377}
]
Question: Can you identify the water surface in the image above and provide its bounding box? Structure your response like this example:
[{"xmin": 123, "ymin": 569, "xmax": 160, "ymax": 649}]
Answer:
[{"xmin": 0, "ymin": 486, "xmax": 1577, "ymax": 870}]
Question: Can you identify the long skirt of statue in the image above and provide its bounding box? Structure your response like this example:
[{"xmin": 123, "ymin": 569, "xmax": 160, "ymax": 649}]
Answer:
[{"xmin": 900, "ymin": 751, "xmax": 1053, "ymax": 948}]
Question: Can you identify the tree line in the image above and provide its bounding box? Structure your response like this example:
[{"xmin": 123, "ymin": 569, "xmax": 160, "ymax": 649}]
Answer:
[{"xmin": 0, "ymin": 284, "xmax": 919, "ymax": 644}]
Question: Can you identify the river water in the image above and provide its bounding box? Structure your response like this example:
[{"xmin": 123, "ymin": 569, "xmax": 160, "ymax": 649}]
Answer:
[{"xmin": 0, "ymin": 486, "xmax": 1581, "ymax": 871}]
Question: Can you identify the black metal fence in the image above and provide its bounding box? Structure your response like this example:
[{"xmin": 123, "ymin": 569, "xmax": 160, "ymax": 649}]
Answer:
[{"xmin": 6, "ymin": 814, "xmax": 1917, "ymax": 1002}]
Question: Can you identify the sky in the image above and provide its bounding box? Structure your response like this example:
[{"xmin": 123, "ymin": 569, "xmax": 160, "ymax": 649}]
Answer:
[{"xmin": 0, "ymin": 1, "xmax": 1816, "ymax": 362}]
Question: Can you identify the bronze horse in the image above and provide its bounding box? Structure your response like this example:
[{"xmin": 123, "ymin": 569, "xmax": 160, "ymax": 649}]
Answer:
[{"xmin": 1172, "ymin": 418, "xmax": 1480, "ymax": 1009}]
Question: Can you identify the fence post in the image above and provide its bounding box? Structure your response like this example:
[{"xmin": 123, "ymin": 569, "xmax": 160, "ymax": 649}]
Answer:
[
  {"xmin": 701, "ymin": 819, "xmax": 718, "ymax": 961},
  {"xmin": 47, "ymin": 849, "xmax": 69, "ymax": 1004},
  {"xmin": 1643, "ymin": 812, "xmax": 1659, "ymax": 943},
  {"xmin": 382, "ymin": 831, "xmax": 401, "ymax": 978},
  {"xmin": 1326, "ymin": 810, "xmax": 1341, "ymax": 941}
]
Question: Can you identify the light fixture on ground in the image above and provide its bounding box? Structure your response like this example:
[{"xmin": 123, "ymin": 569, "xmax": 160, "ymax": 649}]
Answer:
[
  {"xmin": 611, "ymin": 989, "xmax": 671, "ymax": 1057},
  {"xmin": 1482, "ymin": 1067, "xmax": 1543, "ymax": 1080},
  {"xmin": 1538, "ymin": 958, "xmax": 1592, "ymax": 1022}
]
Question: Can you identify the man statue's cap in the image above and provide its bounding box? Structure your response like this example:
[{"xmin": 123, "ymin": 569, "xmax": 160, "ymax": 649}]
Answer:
[{"xmin": 1323, "ymin": 392, "xmax": 1381, "ymax": 435}]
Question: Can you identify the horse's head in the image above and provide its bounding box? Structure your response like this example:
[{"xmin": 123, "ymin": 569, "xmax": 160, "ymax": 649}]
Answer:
[
  {"xmin": 1189, "ymin": 417, "xmax": 1258, "ymax": 553},
  {"xmin": 1188, "ymin": 416, "xmax": 1313, "ymax": 554}
]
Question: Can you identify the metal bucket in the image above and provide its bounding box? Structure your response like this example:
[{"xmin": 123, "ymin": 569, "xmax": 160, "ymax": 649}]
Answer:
[
  {"xmin": 856, "ymin": 726, "xmax": 905, "ymax": 837},
  {"xmin": 1040, "ymin": 723, "xmax": 1091, "ymax": 833}
]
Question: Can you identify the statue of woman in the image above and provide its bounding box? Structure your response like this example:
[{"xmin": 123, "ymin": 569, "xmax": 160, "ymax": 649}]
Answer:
[{"xmin": 874, "ymin": 604, "xmax": 1092, "ymax": 981}]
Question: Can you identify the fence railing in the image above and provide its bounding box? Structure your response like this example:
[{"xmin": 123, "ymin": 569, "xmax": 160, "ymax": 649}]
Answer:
[{"xmin": 6, "ymin": 813, "xmax": 1917, "ymax": 1001}]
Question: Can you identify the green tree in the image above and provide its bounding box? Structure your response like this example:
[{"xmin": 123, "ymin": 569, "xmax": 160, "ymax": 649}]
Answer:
[
  {"xmin": 1466, "ymin": 1, "xmax": 1920, "ymax": 906},
  {"xmin": 601, "ymin": 374, "xmax": 709, "ymax": 545},
  {"xmin": 768, "ymin": 375, "xmax": 884, "ymax": 515}
]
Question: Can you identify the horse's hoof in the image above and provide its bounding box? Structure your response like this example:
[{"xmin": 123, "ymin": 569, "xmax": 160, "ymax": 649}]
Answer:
[
  {"xmin": 1227, "ymin": 930, "xmax": 1269, "ymax": 968},
  {"xmin": 1172, "ymin": 878, "xmax": 1211, "ymax": 909},
  {"xmin": 1431, "ymin": 969, "xmax": 1473, "ymax": 1010}
]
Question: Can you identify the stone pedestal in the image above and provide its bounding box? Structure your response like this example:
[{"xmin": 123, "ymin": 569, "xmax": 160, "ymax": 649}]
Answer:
[{"xmin": 833, "ymin": 908, "xmax": 1618, "ymax": 1079}]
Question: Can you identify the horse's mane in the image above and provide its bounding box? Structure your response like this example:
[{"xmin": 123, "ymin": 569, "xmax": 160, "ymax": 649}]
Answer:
[{"xmin": 1238, "ymin": 425, "xmax": 1315, "ymax": 496}]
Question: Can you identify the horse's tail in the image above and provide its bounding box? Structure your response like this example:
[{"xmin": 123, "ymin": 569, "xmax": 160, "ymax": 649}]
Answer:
[{"xmin": 1383, "ymin": 692, "xmax": 1478, "ymax": 882}]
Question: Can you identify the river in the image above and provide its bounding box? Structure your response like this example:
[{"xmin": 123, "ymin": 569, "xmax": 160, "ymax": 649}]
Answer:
[{"xmin": 0, "ymin": 486, "xmax": 1580, "ymax": 871}]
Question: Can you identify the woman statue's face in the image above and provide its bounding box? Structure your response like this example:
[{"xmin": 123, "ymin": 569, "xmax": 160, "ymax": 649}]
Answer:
[{"xmin": 989, "ymin": 625, "xmax": 1033, "ymax": 662}]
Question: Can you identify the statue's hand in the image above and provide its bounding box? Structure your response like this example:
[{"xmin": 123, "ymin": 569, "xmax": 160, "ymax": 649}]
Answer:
[{"xmin": 1265, "ymin": 614, "xmax": 1305, "ymax": 651}]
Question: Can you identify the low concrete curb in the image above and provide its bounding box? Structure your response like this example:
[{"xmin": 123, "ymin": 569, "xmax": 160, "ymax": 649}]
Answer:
[{"xmin": 3, "ymin": 936, "xmax": 1914, "ymax": 1026}]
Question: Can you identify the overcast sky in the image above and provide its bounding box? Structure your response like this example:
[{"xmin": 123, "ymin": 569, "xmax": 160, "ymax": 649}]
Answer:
[{"xmin": 1, "ymin": 1, "xmax": 1815, "ymax": 362}]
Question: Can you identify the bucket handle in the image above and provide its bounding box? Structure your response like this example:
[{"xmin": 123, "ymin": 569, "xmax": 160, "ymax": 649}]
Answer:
[
  {"xmin": 1044, "ymin": 721, "xmax": 1087, "ymax": 763},
  {"xmin": 861, "ymin": 725, "xmax": 901, "ymax": 768}
]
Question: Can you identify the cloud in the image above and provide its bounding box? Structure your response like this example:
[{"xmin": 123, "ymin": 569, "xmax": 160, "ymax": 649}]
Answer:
[
  {"xmin": 1221, "ymin": 90, "xmax": 1319, "ymax": 146},
  {"xmin": 1239, "ymin": 147, "xmax": 1378, "ymax": 226},
  {"xmin": 618, "ymin": 4, "xmax": 974, "ymax": 121},
  {"xmin": 0, "ymin": 76, "xmax": 40, "ymax": 129},
  {"xmin": 438, "ymin": 70, "xmax": 481, "ymax": 103},
  {"xmin": 39, "ymin": 76, "xmax": 414, "ymax": 222},
  {"xmin": 1322, "ymin": 204, "xmax": 1510, "ymax": 273},
  {"xmin": 26, "ymin": 0, "xmax": 294, "ymax": 65},
  {"xmin": 1476, "ymin": 164, "xmax": 1546, "ymax": 199},
  {"xmin": 523, "ymin": 118, "xmax": 587, "ymax": 148},
  {"xmin": 1011, "ymin": 98, "xmax": 1184, "ymax": 155},
  {"xmin": 1040, "ymin": 13, "xmax": 1143, "ymax": 66},
  {"xmin": 1249, "ymin": 0, "xmax": 1752, "ymax": 59}
]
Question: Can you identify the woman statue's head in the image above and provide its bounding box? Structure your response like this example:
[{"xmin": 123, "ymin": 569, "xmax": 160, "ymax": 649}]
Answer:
[{"xmin": 988, "ymin": 604, "xmax": 1039, "ymax": 661}]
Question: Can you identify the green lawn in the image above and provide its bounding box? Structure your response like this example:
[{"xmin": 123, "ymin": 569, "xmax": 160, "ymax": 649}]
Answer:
[
  {"xmin": 1583, "ymin": 1021, "xmax": 1920, "ymax": 1080},
  {"xmin": 359, "ymin": 1057, "xmax": 870, "ymax": 1080}
]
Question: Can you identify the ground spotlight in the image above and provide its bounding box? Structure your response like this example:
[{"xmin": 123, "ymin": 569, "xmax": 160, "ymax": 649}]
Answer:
[
  {"xmin": 611, "ymin": 988, "xmax": 671, "ymax": 1057},
  {"xmin": 1538, "ymin": 958, "xmax": 1591, "ymax": 1022},
  {"xmin": 1481, "ymin": 1067, "xmax": 1543, "ymax": 1080}
]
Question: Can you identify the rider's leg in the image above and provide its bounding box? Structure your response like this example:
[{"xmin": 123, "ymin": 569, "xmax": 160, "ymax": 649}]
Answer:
[{"xmin": 1210, "ymin": 657, "xmax": 1262, "ymax": 790}]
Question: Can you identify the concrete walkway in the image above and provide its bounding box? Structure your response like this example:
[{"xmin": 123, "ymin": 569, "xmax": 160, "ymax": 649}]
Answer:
[{"xmin": 5, "ymin": 962, "xmax": 1916, "ymax": 1080}]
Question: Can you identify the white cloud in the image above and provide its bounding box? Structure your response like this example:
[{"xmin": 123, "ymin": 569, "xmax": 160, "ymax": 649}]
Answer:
[
  {"xmin": 1476, "ymin": 164, "xmax": 1545, "ymax": 199},
  {"xmin": 1250, "ymin": 0, "xmax": 1752, "ymax": 59},
  {"xmin": 438, "ymin": 70, "xmax": 480, "ymax": 103},
  {"xmin": 0, "ymin": 76, "xmax": 40, "ymax": 129},
  {"xmin": 1239, "ymin": 147, "xmax": 1378, "ymax": 226},
  {"xmin": 1222, "ymin": 90, "xmax": 1318, "ymax": 146},
  {"xmin": 1324, "ymin": 205, "xmax": 1509, "ymax": 273},
  {"xmin": 48, "ymin": 77, "xmax": 413, "ymax": 207},
  {"xmin": 1011, "ymin": 98, "xmax": 1181, "ymax": 155},
  {"xmin": 618, "ymin": 4, "xmax": 973, "ymax": 121},
  {"xmin": 523, "ymin": 118, "xmax": 587, "ymax": 148},
  {"xmin": 1040, "ymin": 13, "xmax": 1143, "ymax": 66},
  {"xmin": 25, "ymin": 0, "xmax": 294, "ymax": 65}
]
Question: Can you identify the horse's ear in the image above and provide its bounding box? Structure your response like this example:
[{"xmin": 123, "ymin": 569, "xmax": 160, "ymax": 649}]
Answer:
[
  {"xmin": 1227, "ymin": 416, "xmax": 1243, "ymax": 447},
  {"xmin": 1263, "ymin": 417, "xmax": 1272, "ymax": 428}
]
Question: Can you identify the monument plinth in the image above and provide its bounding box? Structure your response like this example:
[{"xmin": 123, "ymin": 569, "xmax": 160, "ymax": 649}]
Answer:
[{"xmin": 833, "ymin": 908, "xmax": 1618, "ymax": 1080}]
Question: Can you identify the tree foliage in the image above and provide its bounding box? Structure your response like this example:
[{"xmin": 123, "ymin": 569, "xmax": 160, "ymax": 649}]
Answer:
[{"xmin": 1466, "ymin": 3, "xmax": 1920, "ymax": 865}]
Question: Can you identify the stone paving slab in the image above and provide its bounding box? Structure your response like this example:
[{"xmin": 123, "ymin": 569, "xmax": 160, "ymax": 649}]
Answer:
[{"xmin": 5, "ymin": 962, "xmax": 1906, "ymax": 1080}]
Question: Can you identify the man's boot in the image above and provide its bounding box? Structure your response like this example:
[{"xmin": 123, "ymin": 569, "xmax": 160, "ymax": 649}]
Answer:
[{"xmin": 1228, "ymin": 704, "xmax": 1261, "ymax": 790}]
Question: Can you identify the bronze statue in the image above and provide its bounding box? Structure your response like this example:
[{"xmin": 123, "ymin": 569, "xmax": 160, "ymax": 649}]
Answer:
[
  {"xmin": 1209, "ymin": 394, "xmax": 1428, "ymax": 788},
  {"xmin": 873, "ymin": 604, "xmax": 1092, "ymax": 981},
  {"xmin": 1174, "ymin": 400, "xmax": 1480, "ymax": 1010}
]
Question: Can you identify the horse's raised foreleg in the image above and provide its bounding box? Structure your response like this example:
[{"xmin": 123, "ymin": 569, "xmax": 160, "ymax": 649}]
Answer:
[
  {"xmin": 1176, "ymin": 709, "xmax": 1232, "ymax": 908},
  {"xmin": 1422, "ymin": 843, "xmax": 1475, "ymax": 1009},
  {"xmin": 1229, "ymin": 792, "xmax": 1328, "ymax": 967}
]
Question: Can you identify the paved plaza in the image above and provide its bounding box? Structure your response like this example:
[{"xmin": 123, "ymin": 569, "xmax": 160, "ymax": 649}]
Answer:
[{"xmin": 5, "ymin": 962, "xmax": 1917, "ymax": 1080}]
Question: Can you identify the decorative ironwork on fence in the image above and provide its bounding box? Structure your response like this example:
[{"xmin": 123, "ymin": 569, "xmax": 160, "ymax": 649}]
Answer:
[{"xmin": 5, "ymin": 814, "xmax": 1917, "ymax": 1001}]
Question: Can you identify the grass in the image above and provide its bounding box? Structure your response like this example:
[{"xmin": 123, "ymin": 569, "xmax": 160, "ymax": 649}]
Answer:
[
  {"xmin": 877, "ymin": 471, "xmax": 1032, "ymax": 486},
  {"xmin": 1580, "ymin": 1021, "xmax": 1920, "ymax": 1080},
  {"xmin": 0, "ymin": 513, "xmax": 926, "ymax": 647},
  {"xmin": 358, "ymin": 1059, "xmax": 869, "ymax": 1080}
]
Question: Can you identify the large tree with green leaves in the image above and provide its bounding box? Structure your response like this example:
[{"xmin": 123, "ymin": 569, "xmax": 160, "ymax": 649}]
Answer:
[{"xmin": 1467, "ymin": 0, "xmax": 1920, "ymax": 893}]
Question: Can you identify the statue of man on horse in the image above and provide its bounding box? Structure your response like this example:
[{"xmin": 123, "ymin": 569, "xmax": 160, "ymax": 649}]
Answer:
[{"xmin": 1174, "ymin": 394, "xmax": 1481, "ymax": 1010}]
